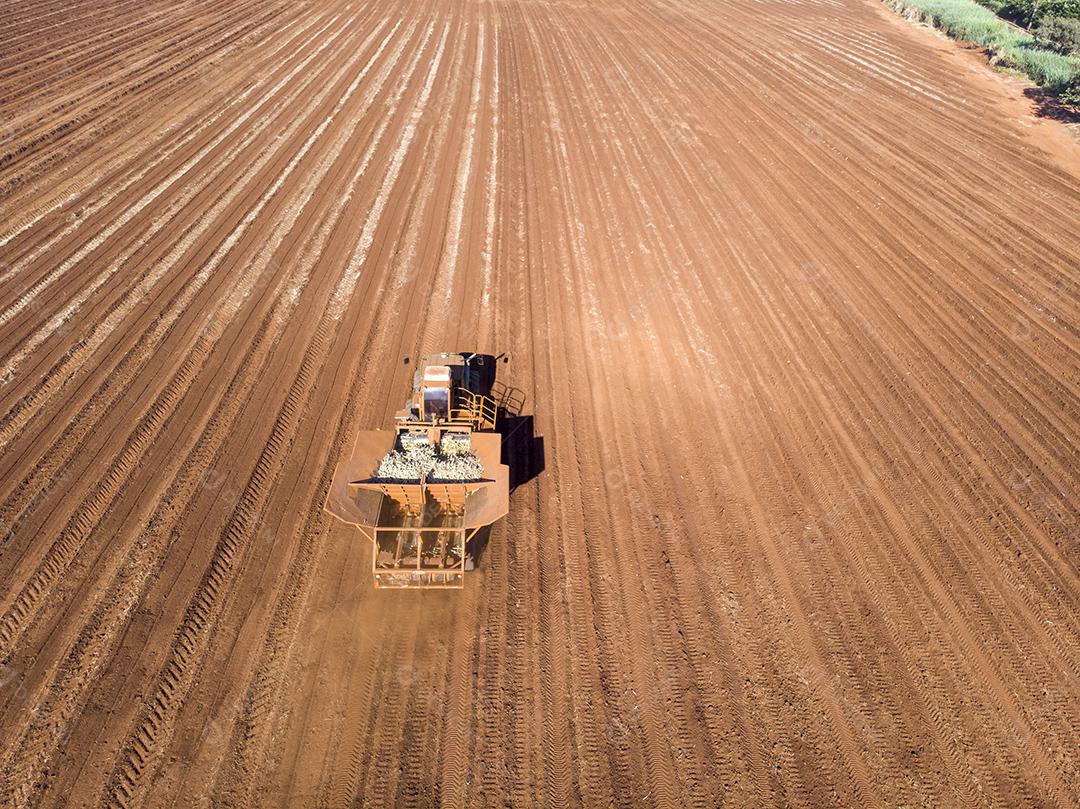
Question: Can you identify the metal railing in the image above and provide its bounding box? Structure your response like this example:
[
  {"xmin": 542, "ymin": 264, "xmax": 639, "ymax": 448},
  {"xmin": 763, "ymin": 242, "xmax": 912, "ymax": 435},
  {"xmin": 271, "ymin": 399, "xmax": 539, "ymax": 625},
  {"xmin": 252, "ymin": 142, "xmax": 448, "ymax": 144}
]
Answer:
[
  {"xmin": 453, "ymin": 389, "xmax": 497, "ymax": 430},
  {"xmin": 489, "ymin": 381, "xmax": 526, "ymax": 417}
]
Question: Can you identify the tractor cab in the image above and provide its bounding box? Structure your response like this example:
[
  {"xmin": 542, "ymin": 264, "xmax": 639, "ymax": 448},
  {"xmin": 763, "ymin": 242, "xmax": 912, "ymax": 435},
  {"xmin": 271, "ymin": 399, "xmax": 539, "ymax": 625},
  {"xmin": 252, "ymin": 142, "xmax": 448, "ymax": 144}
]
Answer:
[{"xmin": 395, "ymin": 352, "xmax": 499, "ymax": 430}]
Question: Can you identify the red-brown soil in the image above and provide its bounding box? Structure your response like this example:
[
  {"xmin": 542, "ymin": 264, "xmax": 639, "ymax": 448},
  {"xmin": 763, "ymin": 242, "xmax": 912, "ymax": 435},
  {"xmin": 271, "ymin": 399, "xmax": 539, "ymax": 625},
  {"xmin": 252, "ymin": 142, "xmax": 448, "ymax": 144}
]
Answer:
[{"xmin": 0, "ymin": 1, "xmax": 1078, "ymax": 806}]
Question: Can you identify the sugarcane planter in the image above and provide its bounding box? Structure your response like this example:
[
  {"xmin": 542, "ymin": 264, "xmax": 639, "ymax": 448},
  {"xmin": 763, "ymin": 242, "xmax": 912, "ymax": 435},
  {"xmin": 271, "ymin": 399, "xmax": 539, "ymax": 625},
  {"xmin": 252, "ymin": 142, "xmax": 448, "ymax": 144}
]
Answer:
[{"xmin": 325, "ymin": 353, "xmax": 512, "ymax": 588}]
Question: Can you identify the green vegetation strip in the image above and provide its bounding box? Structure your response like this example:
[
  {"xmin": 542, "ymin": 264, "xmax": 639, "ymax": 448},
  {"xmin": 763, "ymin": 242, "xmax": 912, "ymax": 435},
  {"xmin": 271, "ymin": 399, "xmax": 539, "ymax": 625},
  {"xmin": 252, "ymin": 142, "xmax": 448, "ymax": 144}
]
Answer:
[{"xmin": 885, "ymin": 0, "xmax": 1080, "ymax": 96}]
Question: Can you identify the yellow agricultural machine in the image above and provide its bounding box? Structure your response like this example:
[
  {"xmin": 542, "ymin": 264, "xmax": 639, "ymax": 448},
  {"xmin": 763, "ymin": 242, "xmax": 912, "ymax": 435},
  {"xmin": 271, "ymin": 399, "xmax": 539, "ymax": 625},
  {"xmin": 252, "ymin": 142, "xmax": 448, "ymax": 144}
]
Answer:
[{"xmin": 325, "ymin": 352, "xmax": 519, "ymax": 588}]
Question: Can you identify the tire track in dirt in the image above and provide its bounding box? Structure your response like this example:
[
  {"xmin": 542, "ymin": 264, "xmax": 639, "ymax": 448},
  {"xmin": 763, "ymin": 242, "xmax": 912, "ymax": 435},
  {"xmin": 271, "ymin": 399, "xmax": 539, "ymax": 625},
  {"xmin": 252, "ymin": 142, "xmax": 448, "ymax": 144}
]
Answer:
[
  {"xmin": 0, "ymin": 14, "xmax": 352, "ymax": 595},
  {"xmin": 516, "ymin": 13, "xmax": 637, "ymax": 807},
  {"xmin": 533, "ymin": 19, "xmax": 723, "ymax": 807},
  {"xmin": 0, "ymin": 3, "xmax": 245, "ymax": 116},
  {"xmin": 547, "ymin": 22, "xmax": 777, "ymax": 805},
  {"xmin": 673, "ymin": 6, "xmax": 1080, "ymax": 600},
  {"xmin": 199, "ymin": 19, "xmax": 495, "ymax": 809},
  {"xmin": 471, "ymin": 15, "xmax": 549, "ymax": 804},
  {"xmin": 98, "ymin": 23, "xmax": 451, "ymax": 807},
  {"xmin": 518, "ymin": 1, "xmax": 1041, "ymax": 803},
  {"xmin": 493, "ymin": 8, "xmax": 585, "ymax": 806},
  {"xmin": 0, "ymin": 10, "xmax": 322, "ymax": 293},
  {"xmin": 0, "ymin": 19, "xmax": 413, "ymax": 800},
  {"xmin": 0, "ymin": 17, "xmax": 397, "ymax": 663},
  {"xmin": 682, "ymin": 58, "xmax": 1080, "ymax": 781},
  {"xmin": 0, "ymin": 18, "xmax": 352, "ymax": 430},
  {"xmin": 535, "ymin": 6, "xmax": 838, "ymax": 803},
  {"xmin": 0, "ymin": 2, "xmax": 284, "ymax": 197},
  {"xmin": 253, "ymin": 11, "xmax": 476, "ymax": 807},
  {"xmin": 591, "ymin": 6, "xmax": 1080, "ymax": 799},
  {"xmin": 0, "ymin": 13, "xmax": 341, "ymax": 380}
]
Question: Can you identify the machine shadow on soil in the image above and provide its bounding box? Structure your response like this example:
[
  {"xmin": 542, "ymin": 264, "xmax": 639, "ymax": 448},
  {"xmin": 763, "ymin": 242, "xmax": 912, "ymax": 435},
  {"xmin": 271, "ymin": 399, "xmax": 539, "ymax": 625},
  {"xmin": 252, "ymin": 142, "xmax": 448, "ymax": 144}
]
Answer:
[{"xmin": 467, "ymin": 410, "xmax": 545, "ymax": 570}]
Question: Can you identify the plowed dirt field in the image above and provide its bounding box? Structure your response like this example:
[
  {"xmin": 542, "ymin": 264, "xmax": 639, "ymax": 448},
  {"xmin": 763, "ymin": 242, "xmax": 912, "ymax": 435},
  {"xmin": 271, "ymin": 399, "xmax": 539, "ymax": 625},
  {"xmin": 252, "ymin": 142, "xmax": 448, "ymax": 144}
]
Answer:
[{"xmin": 1, "ymin": 0, "xmax": 1078, "ymax": 806}]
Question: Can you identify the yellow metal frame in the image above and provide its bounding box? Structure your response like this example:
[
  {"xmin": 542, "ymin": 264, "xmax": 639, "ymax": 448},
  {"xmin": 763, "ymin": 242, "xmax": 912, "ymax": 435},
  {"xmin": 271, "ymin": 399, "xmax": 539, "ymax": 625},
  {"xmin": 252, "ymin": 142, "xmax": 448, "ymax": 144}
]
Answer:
[
  {"xmin": 453, "ymin": 390, "xmax": 497, "ymax": 429},
  {"xmin": 358, "ymin": 524, "xmax": 482, "ymax": 589}
]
